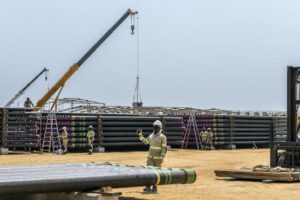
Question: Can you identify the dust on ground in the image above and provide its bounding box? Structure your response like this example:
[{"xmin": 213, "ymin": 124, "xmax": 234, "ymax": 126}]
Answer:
[{"xmin": 1, "ymin": 149, "xmax": 299, "ymax": 200}]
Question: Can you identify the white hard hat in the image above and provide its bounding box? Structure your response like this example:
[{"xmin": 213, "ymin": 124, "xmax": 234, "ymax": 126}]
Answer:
[
  {"xmin": 62, "ymin": 126, "xmax": 67, "ymax": 130},
  {"xmin": 153, "ymin": 120, "xmax": 162, "ymax": 128}
]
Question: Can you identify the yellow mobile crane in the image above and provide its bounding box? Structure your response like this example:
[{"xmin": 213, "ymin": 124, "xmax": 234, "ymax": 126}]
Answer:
[{"xmin": 34, "ymin": 9, "xmax": 138, "ymax": 111}]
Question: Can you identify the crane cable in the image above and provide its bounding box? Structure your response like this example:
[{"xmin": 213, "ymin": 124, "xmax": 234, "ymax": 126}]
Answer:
[
  {"xmin": 132, "ymin": 14, "xmax": 142, "ymax": 103},
  {"xmin": 44, "ymin": 68, "xmax": 51, "ymax": 109}
]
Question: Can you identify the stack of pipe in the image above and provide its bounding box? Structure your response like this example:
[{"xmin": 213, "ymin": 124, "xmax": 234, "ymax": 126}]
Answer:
[
  {"xmin": 0, "ymin": 108, "xmax": 4, "ymax": 146},
  {"xmin": 0, "ymin": 162, "xmax": 196, "ymax": 195},
  {"xmin": 212, "ymin": 115, "xmax": 273, "ymax": 146},
  {"xmin": 1, "ymin": 108, "xmax": 287, "ymax": 150},
  {"xmin": 37, "ymin": 114, "xmax": 184, "ymax": 150},
  {"xmin": 99, "ymin": 116, "xmax": 184, "ymax": 148},
  {"xmin": 272, "ymin": 117, "xmax": 287, "ymax": 142},
  {"xmin": 169, "ymin": 114, "xmax": 282, "ymax": 148},
  {"xmin": 0, "ymin": 108, "xmax": 39, "ymax": 150},
  {"xmin": 38, "ymin": 113, "xmax": 99, "ymax": 149}
]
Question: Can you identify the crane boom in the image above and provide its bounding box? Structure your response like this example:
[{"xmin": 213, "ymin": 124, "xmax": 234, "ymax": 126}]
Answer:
[
  {"xmin": 34, "ymin": 9, "xmax": 138, "ymax": 111},
  {"xmin": 5, "ymin": 67, "xmax": 49, "ymax": 108}
]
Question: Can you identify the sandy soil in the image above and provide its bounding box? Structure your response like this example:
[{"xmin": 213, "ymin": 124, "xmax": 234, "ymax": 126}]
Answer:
[{"xmin": 1, "ymin": 149, "xmax": 299, "ymax": 200}]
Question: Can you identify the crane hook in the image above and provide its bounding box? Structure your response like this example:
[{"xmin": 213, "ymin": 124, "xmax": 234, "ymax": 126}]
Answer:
[{"xmin": 131, "ymin": 25, "xmax": 135, "ymax": 35}]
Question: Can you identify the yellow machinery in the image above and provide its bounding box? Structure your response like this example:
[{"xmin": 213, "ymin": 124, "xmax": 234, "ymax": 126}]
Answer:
[{"xmin": 34, "ymin": 9, "xmax": 138, "ymax": 111}]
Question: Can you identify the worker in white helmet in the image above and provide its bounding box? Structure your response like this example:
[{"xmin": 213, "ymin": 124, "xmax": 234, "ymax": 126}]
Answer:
[
  {"xmin": 137, "ymin": 120, "xmax": 167, "ymax": 192},
  {"xmin": 59, "ymin": 126, "xmax": 68, "ymax": 154},
  {"xmin": 86, "ymin": 125, "xmax": 95, "ymax": 155}
]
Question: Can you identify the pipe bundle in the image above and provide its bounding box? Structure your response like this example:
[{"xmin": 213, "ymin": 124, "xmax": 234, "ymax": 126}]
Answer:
[
  {"xmin": 0, "ymin": 162, "xmax": 196, "ymax": 195},
  {"xmin": 37, "ymin": 114, "xmax": 184, "ymax": 150},
  {"xmin": 212, "ymin": 115, "xmax": 273, "ymax": 146},
  {"xmin": 99, "ymin": 116, "xmax": 184, "ymax": 148},
  {"xmin": 169, "ymin": 114, "xmax": 285, "ymax": 148},
  {"xmin": 38, "ymin": 114, "xmax": 99, "ymax": 149},
  {"xmin": 0, "ymin": 108, "xmax": 39, "ymax": 150},
  {"xmin": 0, "ymin": 108, "xmax": 287, "ymax": 151},
  {"xmin": 272, "ymin": 117, "xmax": 287, "ymax": 142}
]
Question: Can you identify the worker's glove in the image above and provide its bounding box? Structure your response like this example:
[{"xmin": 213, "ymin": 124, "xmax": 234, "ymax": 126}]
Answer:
[{"xmin": 136, "ymin": 129, "xmax": 142, "ymax": 136}]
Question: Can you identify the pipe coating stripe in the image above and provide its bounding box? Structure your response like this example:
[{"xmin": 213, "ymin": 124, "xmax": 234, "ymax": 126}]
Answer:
[
  {"xmin": 183, "ymin": 169, "xmax": 197, "ymax": 184},
  {"xmin": 150, "ymin": 146, "xmax": 162, "ymax": 150},
  {"xmin": 154, "ymin": 170, "xmax": 161, "ymax": 186},
  {"xmin": 163, "ymin": 171, "xmax": 172, "ymax": 184}
]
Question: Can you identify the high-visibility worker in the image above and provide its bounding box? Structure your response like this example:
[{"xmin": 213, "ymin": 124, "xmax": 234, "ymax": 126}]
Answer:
[
  {"xmin": 24, "ymin": 97, "xmax": 34, "ymax": 108},
  {"xmin": 206, "ymin": 128, "xmax": 215, "ymax": 150},
  {"xmin": 86, "ymin": 125, "xmax": 95, "ymax": 155},
  {"xmin": 59, "ymin": 126, "xmax": 68, "ymax": 154},
  {"xmin": 137, "ymin": 120, "xmax": 167, "ymax": 192},
  {"xmin": 201, "ymin": 127, "xmax": 209, "ymax": 150}
]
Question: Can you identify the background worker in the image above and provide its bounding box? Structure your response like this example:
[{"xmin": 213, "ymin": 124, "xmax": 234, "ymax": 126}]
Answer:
[
  {"xmin": 201, "ymin": 127, "xmax": 208, "ymax": 150},
  {"xmin": 207, "ymin": 128, "xmax": 215, "ymax": 150},
  {"xmin": 59, "ymin": 126, "xmax": 68, "ymax": 154},
  {"xmin": 24, "ymin": 97, "xmax": 34, "ymax": 108},
  {"xmin": 137, "ymin": 120, "xmax": 167, "ymax": 192},
  {"xmin": 86, "ymin": 125, "xmax": 95, "ymax": 155}
]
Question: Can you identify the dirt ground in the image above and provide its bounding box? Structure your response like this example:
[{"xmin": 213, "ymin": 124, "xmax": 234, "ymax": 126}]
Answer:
[{"xmin": 1, "ymin": 149, "xmax": 300, "ymax": 200}]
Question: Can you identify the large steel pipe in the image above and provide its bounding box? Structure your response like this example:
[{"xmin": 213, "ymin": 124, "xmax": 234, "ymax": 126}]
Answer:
[
  {"xmin": 211, "ymin": 124, "xmax": 271, "ymax": 128},
  {"xmin": 102, "ymin": 141, "xmax": 183, "ymax": 147},
  {"xmin": 212, "ymin": 119, "xmax": 273, "ymax": 124},
  {"xmin": 101, "ymin": 132, "xmax": 183, "ymax": 136},
  {"xmin": 215, "ymin": 132, "xmax": 271, "ymax": 136},
  {"xmin": 214, "ymin": 140, "xmax": 269, "ymax": 145},
  {"xmin": 101, "ymin": 121, "xmax": 183, "ymax": 126},
  {"xmin": 102, "ymin": 127, "xmax": 184, "ymax": 131},
  {"xmin": 100, "ymin": 116, "xmax": 182, "ymax": 121},
  {"xmin": 213, "ymin": 136, "xmax": 270, "ymax": 141},
  {"xmin": 0, "ymin": 162, "xmax": 196, "ymax": 195},
  {"xmin": 102, "ymin": 136, "xmax": 182, "ymax": 142}
]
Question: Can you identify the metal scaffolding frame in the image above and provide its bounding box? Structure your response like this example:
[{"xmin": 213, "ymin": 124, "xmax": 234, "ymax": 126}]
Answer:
[{"xmin": 45, "ymin": 98, "xmax": 286, "ymax": 116}]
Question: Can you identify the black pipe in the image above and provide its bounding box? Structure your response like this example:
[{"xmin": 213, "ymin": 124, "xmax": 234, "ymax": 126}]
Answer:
[
  {"xmin": 214, "ymin": 115, "xmax": 273, "ymax": 119},
  {"xmin": 101, "ymin": 122, "xmax": 182, "ymax": 126},
  {"xmin": 102, "ymin": 136, "xmax": 182, "ymax": 142},
  {"xmin": 100, "ymin": 116, "xmax": 182, "ymax": 121},
  {"xmin": 213, "ymin": 128, "xmax": 271, "ymax": 132},
  {"xmin": 101, "ymin": 127, "xmax": 184, "ymax": 131},
  {"xmin": 0, "ymin": 162, "xmax": 195, "ymax": 195},
  {"xmin": 102, "ymin": 141, "xmax": 183, "ymax": 147},
  {"xmin": 211, "ymin": 124, "xmax": 271, "ymax": 128},
  {"xmin": 101, "ymin": 132, "xmax": 183, "ymax": 136},
  {"xmin": 214, "ymin": 141, "xmax": 270, "ymax": 145},
  {"xmin": 213, "ymin": 119, "xmax": 274, "ymax": 124},
  {"xmin": 71, "ymin": 116, "xmax": 98, "ymax": 120},
  {"xmin": 4, "ymin": 144, "xmax": 39, "ymax": 147},
  {"xmin": 214, "ymin": 132, "xmax": 271, "ymax": 136},
  {"xmin": 213, "ymin": 136, "xmax": 270, "ymax": 140}
]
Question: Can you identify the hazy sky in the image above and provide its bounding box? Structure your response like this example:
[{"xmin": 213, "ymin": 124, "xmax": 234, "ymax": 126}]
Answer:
[{"xmin": 1, "ymin": 0, "xmax": 300, "ymax": 110}]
